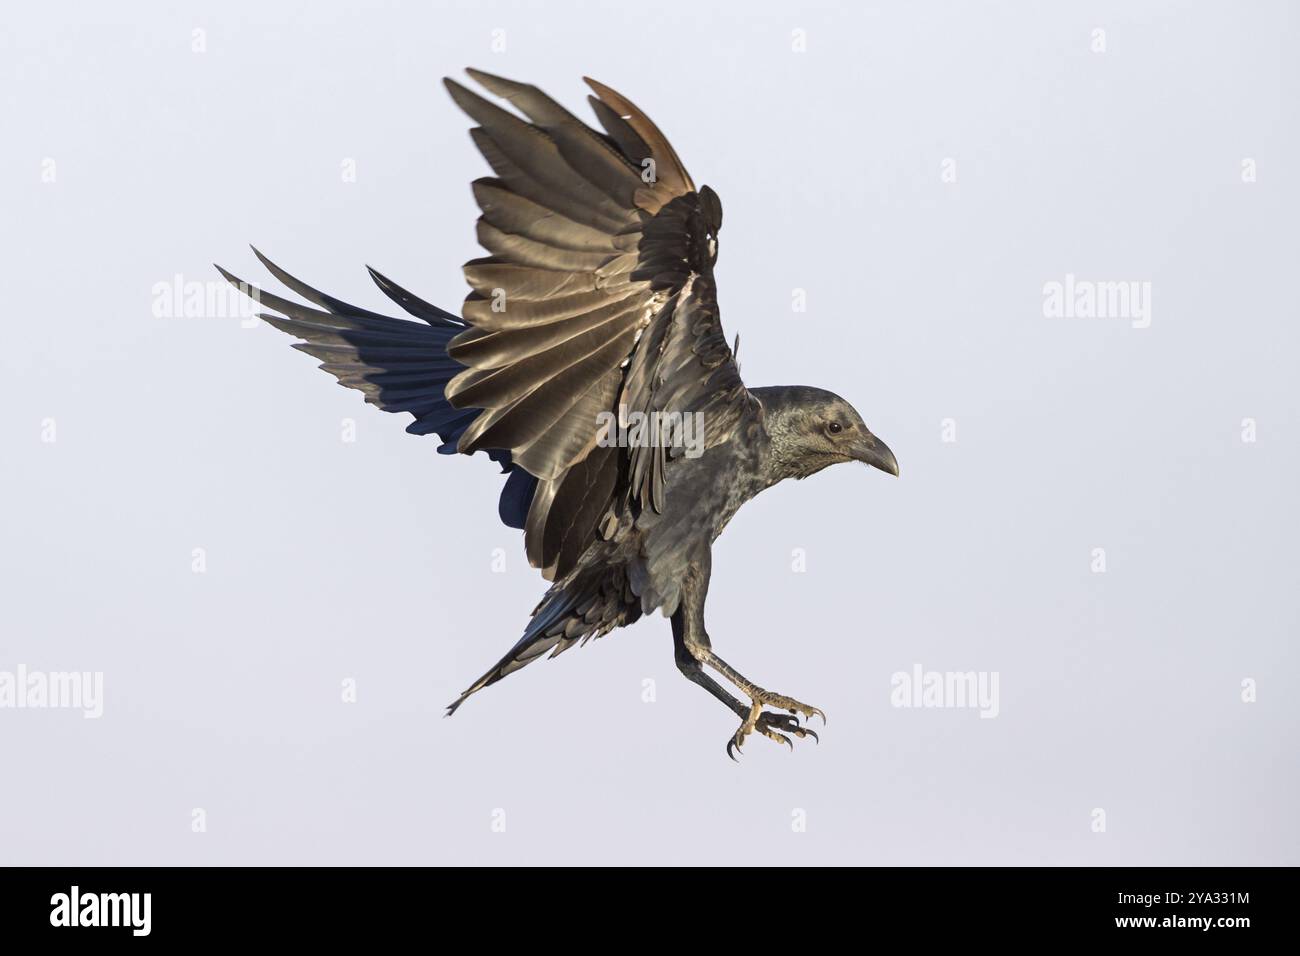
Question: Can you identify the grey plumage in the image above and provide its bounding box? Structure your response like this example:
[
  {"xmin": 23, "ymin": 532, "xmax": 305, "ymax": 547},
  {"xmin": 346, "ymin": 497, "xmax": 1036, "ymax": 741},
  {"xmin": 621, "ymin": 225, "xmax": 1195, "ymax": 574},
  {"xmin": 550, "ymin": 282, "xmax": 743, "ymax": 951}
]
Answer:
[{"xmin": 219, "ymin": 70, "xmax": 898, "ymax": 756}]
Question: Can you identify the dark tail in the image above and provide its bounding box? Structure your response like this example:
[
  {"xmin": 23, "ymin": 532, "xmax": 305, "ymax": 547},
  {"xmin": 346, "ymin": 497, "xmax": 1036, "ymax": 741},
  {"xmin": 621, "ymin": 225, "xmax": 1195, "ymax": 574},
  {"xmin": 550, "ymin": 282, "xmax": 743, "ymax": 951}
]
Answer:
[{"xmin": 446, "ymin": 567, "xmax": 641, "ymax": 715}]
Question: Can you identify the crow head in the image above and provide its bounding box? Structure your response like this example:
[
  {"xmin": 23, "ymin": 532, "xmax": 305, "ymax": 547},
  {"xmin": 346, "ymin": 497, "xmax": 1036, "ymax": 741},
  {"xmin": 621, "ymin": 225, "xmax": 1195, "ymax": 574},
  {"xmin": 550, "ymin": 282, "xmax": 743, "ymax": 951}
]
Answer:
[{"xmin": 753, "ymin": 385, "xmax": 898, "ymax": 482}]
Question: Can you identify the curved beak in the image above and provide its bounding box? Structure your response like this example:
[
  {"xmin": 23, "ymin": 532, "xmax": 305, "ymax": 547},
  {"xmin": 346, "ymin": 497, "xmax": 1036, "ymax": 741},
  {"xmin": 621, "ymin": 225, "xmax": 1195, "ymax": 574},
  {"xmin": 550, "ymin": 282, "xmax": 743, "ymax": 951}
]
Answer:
[{"xmin": 854, "ymin": 435, "xmax": 899, "ymax": 477}]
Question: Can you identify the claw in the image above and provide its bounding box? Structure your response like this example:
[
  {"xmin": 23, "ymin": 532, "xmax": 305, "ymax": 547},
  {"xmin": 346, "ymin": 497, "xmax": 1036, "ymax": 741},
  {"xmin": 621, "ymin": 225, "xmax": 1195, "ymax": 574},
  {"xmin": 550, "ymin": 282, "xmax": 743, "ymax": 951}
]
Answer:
[
  {"xmin": 727, "ymin": 695, "xmax": 824, "ymax": 758},
  {"xmin": 727, "ymin": 734, "xmax": 748, "ymax": 760},
  {"xmin": 760, "ymin": 728, "xmax": 793, "ymax": 750},
  {"xmin": 727, "ymin": 724, "xmax": 750, "ymax": 761},
  {"xmin": 753, "ymin": 691, "xmax": 826, "ymax": 727},
  {"xmin": 745, "ymin": 710, "xmax": 820, "ymax": 753}
]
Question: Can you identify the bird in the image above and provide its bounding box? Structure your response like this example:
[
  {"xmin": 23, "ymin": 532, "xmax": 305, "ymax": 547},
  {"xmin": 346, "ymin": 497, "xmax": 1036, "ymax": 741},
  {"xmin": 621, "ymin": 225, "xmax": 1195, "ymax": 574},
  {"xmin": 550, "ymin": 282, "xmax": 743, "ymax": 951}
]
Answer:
[{"xmin": 218, "ymin": 69, "xmax": 899, "ymax": 757}]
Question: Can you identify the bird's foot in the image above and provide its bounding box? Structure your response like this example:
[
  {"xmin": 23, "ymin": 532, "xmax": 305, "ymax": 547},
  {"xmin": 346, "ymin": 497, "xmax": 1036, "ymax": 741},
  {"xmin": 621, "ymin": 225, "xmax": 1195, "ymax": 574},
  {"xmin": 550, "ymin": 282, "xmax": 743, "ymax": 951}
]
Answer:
[
  {"xmin": 750, "ymin": 687, "xmax": 827, "ymax": 726},
  {"xmin": 726, "ymin": 698, "xmax": 823, "ymax": 759}
]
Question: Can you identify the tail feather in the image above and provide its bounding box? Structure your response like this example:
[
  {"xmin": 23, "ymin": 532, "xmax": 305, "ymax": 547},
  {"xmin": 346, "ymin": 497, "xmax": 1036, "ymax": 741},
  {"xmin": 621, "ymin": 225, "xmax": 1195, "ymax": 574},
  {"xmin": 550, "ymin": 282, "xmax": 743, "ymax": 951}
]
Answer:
[
  {"xmin": 445, "ymin": 566, "xmax": 641, "ymax": 715},
  {"xmin": 445, "ymin": 586, "xmax": 578, "ymax": 715}
]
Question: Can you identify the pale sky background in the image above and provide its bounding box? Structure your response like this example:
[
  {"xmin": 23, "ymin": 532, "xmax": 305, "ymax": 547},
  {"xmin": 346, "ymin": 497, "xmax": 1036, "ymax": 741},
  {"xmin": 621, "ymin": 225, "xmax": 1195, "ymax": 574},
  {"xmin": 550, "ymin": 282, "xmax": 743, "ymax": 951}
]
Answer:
[{"xmin": 1, "ymin": 0, "xmax": 1296, "ymax": 865}]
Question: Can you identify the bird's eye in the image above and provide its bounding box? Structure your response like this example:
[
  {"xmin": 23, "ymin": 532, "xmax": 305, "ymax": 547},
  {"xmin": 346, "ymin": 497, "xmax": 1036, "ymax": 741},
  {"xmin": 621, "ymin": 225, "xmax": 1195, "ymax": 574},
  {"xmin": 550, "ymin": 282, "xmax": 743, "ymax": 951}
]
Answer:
[{"xmin": 827, "ymin": 422, "xmax": 842, "ymax": 434}]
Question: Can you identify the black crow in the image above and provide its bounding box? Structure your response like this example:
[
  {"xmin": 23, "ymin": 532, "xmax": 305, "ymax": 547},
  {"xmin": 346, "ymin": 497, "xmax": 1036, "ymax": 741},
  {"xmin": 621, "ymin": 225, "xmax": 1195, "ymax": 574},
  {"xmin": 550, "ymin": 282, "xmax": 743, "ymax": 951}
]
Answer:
[{"xmin": 219, "ymin": 70, "xmax": 898, "ymax": 757}]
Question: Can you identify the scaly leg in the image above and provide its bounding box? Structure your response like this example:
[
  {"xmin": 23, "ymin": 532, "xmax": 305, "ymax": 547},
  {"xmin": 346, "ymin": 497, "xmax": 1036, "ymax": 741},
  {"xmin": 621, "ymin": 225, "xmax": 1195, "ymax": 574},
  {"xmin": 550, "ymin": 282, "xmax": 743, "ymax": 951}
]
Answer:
[
  {"xmin": 672, "ymin": 604, "xmax": 746, "ymax": 719},
  {"xmin": 670, "ymin": 549, "xmax": 823, "ymax": 758},
  {"xmin": 696, "ymin": 649, "xmax": 824, "ymax": 757}
]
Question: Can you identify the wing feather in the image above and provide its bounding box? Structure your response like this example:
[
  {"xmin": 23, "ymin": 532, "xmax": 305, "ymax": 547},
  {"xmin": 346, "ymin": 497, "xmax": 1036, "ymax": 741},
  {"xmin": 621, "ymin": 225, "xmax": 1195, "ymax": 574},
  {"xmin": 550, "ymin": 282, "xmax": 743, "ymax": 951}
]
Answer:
[{"xmin": 442, "ymin": 70, "xmax": 753, "ymax": 579}]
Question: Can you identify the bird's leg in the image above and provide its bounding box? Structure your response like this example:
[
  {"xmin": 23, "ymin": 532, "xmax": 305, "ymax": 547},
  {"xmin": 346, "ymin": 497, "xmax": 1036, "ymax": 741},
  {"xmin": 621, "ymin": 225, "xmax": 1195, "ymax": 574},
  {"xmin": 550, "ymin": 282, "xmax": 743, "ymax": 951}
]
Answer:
[
  {"xmin": 698, "ymin": 651, "xmax": 827, "ymax": 726},
  {"xmin": 675, "ymin": 650, "xmax": 748, "ymax": 720},
  {"xmin": 672, "ymin": 548, "xmax": 821, "ymax": 757},
  {"xmin": 672, "ymin": 610, "xmax": 746, "ymax": 720},
  {"xmin": 694, "ymin": 648, "xmax": 825, "ymax": 756}
]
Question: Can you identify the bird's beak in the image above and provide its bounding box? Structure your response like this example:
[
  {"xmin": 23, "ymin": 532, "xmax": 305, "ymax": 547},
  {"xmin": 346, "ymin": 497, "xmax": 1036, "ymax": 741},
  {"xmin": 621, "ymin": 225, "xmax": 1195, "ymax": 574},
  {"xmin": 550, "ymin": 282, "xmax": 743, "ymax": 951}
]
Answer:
[{"xmin": 854, "ymin": 435, "xmax": 899, "ymax": 477}]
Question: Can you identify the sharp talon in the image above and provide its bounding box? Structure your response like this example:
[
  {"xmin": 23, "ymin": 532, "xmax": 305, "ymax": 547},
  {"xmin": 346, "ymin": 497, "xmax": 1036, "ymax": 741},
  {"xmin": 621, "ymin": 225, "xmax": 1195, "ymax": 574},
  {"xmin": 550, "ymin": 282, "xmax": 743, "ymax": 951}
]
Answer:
[{"xmin": 727, "ymin": 695, "xmax": 824, "ymax": 757}]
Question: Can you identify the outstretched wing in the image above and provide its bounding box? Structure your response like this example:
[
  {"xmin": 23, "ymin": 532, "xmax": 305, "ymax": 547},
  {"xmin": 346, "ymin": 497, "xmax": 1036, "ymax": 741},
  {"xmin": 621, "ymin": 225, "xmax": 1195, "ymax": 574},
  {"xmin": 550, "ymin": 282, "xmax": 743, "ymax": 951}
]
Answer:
[
  {"xmin": 443, "ymin": 69, "xmax": 754, "ymax": 580},
  {"xmin": 215, "ymin": 249, "xmax": 540, "ymax": 530}
]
